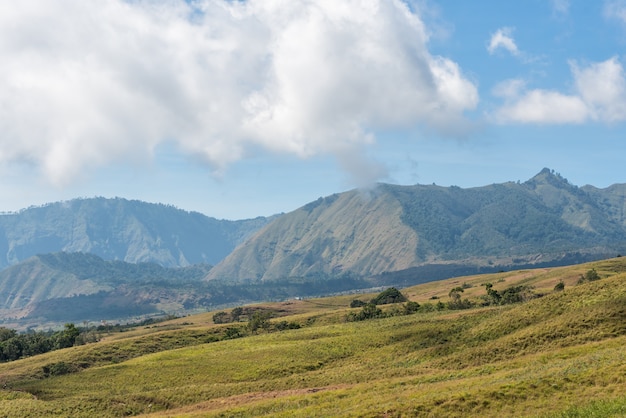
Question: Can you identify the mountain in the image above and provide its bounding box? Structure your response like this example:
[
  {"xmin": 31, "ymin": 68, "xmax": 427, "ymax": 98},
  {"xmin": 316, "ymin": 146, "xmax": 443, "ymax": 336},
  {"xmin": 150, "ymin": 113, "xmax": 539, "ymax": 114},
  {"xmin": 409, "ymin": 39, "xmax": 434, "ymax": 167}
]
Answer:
[
  {"xmin": 0, "ymin": 252, "xmax": 370, "ymax": 327},
  {"xmin": 206, "ymin": 169, "xmax": 626, "ymax": 282},
  {"xmin": 0, "ymin": 252, "xmax": 213, "ymax": 325},
  {"xmin": 0, "ymin": 197, "xmax": 273, "ymax": 269}
]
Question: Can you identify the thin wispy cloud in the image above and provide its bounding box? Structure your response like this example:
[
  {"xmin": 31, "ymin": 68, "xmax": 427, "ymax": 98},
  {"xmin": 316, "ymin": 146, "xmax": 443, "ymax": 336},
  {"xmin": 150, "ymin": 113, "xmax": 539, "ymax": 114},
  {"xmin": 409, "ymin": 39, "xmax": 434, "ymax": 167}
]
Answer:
[
  {"xmin": 604, "ymin": 0, "xmax": 626, "ymax": 23},
  {"xmin": 551, "ymin": 0, "xmax": 570, "ymax": 16},
  {"xmin": 0, "ymin": 0, "xmax": 478, "ymax": 188}
]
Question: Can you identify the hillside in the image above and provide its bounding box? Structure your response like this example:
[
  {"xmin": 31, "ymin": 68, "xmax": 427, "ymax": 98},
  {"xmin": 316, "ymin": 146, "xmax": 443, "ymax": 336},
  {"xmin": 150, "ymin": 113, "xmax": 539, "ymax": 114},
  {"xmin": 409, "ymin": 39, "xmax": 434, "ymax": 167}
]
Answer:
[
  {"xmin": 0, "ymin": 258, "xmax": 625, "ymax": 416},
  {"xmin": 207, "ymin": 169, "xmax": 626, "ymax": 282},
  {"xmin": 0, "ymin": 252, "xmax": 373, "ymax": 328},
  {"xmin": 0, "ymin": 197, "xmax": 272, "ymax": 269},
  {"xmin": 0, "ymin": 252, "xmax": 212, "ymax": 326}
]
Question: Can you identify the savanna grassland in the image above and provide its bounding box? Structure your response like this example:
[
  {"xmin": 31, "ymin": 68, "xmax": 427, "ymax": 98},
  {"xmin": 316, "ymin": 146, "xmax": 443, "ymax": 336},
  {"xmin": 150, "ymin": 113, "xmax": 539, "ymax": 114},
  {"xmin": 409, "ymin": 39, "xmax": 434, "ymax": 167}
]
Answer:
[{"xmin": 1, "ymin": 258, "xmax": 626, "ymax": 417}]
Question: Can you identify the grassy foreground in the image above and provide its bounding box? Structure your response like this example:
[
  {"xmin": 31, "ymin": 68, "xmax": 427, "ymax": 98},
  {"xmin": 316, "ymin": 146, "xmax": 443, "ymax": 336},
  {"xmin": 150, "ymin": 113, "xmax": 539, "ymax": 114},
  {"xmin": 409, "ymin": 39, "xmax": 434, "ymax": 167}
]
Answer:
[{"xmin": 0, "ymin": 258, "xmax": 626, "ymax": 417}]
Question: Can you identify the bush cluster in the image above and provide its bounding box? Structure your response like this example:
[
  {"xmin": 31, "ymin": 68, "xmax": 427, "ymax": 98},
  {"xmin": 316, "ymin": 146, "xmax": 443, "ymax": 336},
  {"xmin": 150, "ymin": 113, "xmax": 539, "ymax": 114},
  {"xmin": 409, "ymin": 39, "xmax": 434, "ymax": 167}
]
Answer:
[
  {"xmin": 578, "ymin": 268, "xmax": 601, "ymax": 284},
  {"xmin": 482, "ymin": 283, "xmax": 537, "ymax": 306},
  {"xmin": 347, "ymin": 288, "xmax": 419, "ymax": 322}
]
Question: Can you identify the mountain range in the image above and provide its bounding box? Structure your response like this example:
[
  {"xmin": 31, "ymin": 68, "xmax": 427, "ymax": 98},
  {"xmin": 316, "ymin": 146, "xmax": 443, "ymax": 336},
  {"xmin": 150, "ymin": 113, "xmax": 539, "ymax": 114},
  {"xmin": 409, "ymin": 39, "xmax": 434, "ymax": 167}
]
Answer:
[
  {"xmin": 1, "ymin": 168, "xmax": 625, "ymax": 326},
  {"xmin": 207, "ymin": 168, "xmax": 626, "ymax": 282},
  {"xmin": 0, "ymin": 197, "xmax": 272, "ymax": 269}
]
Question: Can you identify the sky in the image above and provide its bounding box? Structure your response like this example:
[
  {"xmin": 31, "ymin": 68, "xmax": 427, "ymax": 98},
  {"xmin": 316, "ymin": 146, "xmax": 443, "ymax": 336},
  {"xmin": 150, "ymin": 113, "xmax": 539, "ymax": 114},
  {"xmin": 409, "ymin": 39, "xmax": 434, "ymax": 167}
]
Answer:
[{"xmin": 1, "ymin": 0, "xmax": 626, "ymax": 219}]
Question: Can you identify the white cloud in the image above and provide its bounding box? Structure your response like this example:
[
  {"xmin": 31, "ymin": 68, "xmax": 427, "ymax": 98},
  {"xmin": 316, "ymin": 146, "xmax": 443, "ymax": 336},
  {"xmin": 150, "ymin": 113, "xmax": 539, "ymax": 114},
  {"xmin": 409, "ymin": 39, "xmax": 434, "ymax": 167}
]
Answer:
[
  {"xmin": 493, "ymin": 57, "xmax": 626, "ymax": 124},
  {"xmin": 572, "ymin": 57, "xmax": 626, "ymax": 122},
  {"xmin": 494, "ymin": 90, "xmax": 588, "ymax": 124},
  {"xmin": 604, "ymin": 0, "xmax": 626, "ymax": 23},
  {"xmin": 491, "ymin": 79, "xmax": 526, "ymax": 99},
  {"xmin": 551, "ymin": 0, "xmax": 570, "ymax": 15},
  {"xmin": 487, "ymin": 27, "xmax": 519, "ymax": 56},
  {"xmin": 0, "ymin": 0, "xmax": 478, "ymax": 188}
]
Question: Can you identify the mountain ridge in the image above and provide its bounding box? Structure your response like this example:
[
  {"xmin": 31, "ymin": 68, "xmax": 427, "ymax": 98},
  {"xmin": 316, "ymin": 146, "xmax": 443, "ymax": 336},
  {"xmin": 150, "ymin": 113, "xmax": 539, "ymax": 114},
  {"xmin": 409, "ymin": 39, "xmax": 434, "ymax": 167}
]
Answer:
[
  {"xmin": 206, "ymin": 168, "xmax": 626, "ymax": 282},
  {"xmin": 0, "ymin": 197, "xmax": 273, "ymax": 269}
]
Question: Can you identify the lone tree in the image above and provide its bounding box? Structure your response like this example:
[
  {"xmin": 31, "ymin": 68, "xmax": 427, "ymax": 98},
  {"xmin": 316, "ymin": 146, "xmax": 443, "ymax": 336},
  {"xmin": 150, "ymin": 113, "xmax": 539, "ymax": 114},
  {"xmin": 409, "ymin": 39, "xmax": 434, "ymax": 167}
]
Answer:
[{"xmin": 448, "ymin": 287, "xmax": 472, "ymax": 309}]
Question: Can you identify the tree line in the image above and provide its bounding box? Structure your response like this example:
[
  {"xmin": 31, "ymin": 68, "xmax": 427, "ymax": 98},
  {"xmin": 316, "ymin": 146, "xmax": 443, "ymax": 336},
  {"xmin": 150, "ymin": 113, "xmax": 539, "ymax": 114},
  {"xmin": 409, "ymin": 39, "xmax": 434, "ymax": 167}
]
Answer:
[{"xmin": 0, "ymin": 323, "xmax": 87, "ymax": 362}]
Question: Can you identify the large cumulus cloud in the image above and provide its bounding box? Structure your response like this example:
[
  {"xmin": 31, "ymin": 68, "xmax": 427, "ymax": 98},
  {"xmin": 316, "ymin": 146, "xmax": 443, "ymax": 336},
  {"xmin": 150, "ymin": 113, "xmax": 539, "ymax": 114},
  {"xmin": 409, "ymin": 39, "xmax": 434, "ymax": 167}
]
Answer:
[{"xmin": 0, "ymin": 0, "xmax": 478, "ymax": 186}]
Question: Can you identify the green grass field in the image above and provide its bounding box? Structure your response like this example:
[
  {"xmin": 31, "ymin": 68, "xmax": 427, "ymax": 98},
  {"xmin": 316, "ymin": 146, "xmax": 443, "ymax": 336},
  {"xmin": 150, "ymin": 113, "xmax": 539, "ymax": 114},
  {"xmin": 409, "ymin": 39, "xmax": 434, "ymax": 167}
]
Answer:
[{"xmin": 1, "ymin": 258, "xmax": 626, "ymax": 417}]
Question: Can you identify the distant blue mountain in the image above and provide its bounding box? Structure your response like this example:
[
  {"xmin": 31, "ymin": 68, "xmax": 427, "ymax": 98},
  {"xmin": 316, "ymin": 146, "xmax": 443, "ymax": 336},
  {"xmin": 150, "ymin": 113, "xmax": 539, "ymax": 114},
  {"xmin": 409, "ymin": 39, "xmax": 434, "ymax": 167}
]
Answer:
[{"xmin": 0, "ymin": 197, "xmax": 273, "ymax": 269}]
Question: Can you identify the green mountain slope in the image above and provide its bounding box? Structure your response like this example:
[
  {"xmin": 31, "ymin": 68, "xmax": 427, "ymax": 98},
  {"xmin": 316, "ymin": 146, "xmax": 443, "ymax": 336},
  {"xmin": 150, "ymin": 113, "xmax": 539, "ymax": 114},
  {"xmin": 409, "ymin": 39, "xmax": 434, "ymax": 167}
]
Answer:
[
  {"xmin": 0, "ymin": 252, "xmax": 212, "ymax": 325},
  {"xmin": 207, "ymin": 190, "xmax": 421, "ymax": 282},
  {"xmin": 0, "ymin": 197, "xmax": 272, "ymax": 269},
  {"xmin": 207, "ymin": 169, "xmax": 626, "ymax": 282}
]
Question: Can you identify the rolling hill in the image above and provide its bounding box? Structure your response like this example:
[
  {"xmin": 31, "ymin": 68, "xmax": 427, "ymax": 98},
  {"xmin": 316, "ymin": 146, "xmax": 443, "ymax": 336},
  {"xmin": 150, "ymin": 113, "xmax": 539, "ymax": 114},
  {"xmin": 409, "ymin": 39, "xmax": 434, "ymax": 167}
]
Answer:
[{"xmin": 0, "ymin": 257, "xmax": 625, "ymax": 416}]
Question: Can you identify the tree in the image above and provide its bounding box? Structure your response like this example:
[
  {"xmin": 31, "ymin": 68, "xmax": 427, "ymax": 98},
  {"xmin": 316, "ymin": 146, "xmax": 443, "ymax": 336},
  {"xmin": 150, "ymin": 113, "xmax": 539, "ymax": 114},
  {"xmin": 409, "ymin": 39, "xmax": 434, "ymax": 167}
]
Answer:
[
  {"xmin": 54, "ymin": 323, "xmax": 80, "ymax": 349},
  {"xmin": 212, "ymin": 311, "xmax": 229, "ymax": 324},
  {"xmin": 447, "ymin": 287, "xmax": 472, "ymax": 309},
  {"xmin": 371, "ymin": 288, "xmax": 407, "ymax": 305},
  {"xmin": 484, "ymin": 283, "xmax": 501, "ymax": 306},
  {"xmin": 247, "ymin": 311, "xmax": 271, "ymax": 333},
  {"xmin": 1, "ymin": 338, "xmax": 23, "ymax": 361},
  {"xmin": 448, "ymin": 287, "xmax": 464, "ymax": 304},
  {"xmin": 230, "ymin": 307, "xmax": 243, "ymax": 322},
  {"xmin": 0, "ymin": 328, "xmax": 16, "ymax": 343}
]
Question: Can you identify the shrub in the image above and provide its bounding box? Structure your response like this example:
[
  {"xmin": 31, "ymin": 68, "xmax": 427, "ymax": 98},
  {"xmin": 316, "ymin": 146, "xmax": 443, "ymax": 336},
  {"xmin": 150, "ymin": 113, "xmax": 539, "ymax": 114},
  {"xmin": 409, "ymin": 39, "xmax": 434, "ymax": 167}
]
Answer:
[
  {"xmin": 420, "ymin": 302, "xmax": 435, "ymax": 312},
  {"xmin": 554, "ymin": 280, "xmax": 565, "ymax": 292},
  {"xmin": 371, "ymin": 288, "xmax": 407, "ymax": 305},
  {"xmin": 223, "ymin": 327, "xmax": 244, "ymax": 340},
  {"xmin": 482, "ymin": 283, "xmax": 535, "ymax": 306},
  {"xmin": 578, "ymin": 268, "xmax": 601, "ymax": 284},
  {"xmin": 42, "ymin": 362, "xmax": 73, "ymax": 377},
  {"xmin": 404, "ymin": 301, "xmax": 420, "ymax": 314},
  {"xmin": 350, "ymin": 299, "xmax": 366, "ymax": 308},
  {"xmin": 274, "ymin": 321, "xmax": 301, "ymax": 331},
  {"xmin": 212, "ymin": 311, "xmax": 229, "ymax": 324},
  {"xmin": 347, "ymin": 303, "xmax": 383, "ymax": 321}
]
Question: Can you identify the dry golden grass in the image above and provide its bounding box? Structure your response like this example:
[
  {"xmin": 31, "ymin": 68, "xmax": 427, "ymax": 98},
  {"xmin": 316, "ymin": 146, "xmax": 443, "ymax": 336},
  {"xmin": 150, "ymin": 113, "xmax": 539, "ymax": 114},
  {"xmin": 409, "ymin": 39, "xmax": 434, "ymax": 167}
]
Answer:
[{"xmin": 0, "ymin": 257, "xmax": 625, "ymax": 417}]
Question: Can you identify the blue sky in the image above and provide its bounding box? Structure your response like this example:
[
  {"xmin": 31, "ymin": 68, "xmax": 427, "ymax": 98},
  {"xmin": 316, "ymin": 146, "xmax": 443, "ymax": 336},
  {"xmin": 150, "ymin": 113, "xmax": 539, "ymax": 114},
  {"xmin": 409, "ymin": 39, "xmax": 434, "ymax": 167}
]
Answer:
[{"xmin": 1, "ymin": 0, "xmax": 626, "ymax": 219}]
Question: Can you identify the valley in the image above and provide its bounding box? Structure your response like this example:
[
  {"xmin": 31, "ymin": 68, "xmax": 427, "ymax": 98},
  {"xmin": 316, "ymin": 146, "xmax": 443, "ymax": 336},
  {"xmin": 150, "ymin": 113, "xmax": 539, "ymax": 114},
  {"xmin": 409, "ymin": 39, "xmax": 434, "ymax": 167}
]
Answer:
[{"xmin": 1, "ymin": 169, "xmax": 625, "ymax": 327}]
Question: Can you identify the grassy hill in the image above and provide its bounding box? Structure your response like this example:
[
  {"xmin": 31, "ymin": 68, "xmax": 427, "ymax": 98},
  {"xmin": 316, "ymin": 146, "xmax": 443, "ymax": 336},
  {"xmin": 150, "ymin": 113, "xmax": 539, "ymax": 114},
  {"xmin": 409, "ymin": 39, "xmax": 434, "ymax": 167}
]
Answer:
[{"xmin": 0, "ymin": 257, "xmax": 625, "ymax": 416}]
